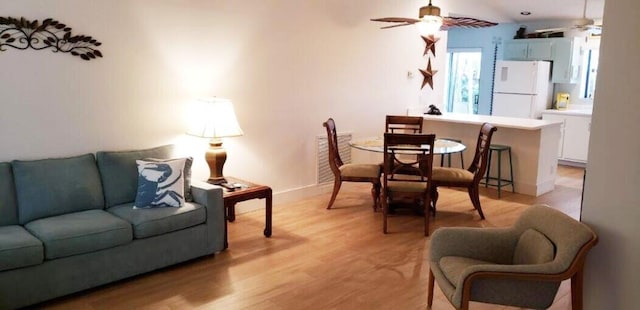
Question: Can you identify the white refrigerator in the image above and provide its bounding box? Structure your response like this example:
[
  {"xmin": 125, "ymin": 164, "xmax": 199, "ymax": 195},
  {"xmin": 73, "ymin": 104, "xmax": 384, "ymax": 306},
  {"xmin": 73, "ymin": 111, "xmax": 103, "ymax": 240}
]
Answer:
[{"xmin": 492, "ymin": 60, "xmax": 553, "ymax": 119}]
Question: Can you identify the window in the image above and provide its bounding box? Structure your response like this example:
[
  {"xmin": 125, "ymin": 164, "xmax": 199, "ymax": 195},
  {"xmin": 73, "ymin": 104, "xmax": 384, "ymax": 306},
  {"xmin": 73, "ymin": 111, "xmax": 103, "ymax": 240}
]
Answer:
[
  {"xmin": 583, "ymin": 48, "xmax": 599, "ymax": 99},
  {"xmin": 444, "ymin": 49, "xmax": 482, "ymax": 114}
]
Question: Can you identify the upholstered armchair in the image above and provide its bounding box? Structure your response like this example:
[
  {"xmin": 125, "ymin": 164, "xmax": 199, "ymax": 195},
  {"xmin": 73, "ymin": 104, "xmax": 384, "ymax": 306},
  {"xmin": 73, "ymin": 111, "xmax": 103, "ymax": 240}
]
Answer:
[{"xmin": 427, "ymin": 204, "xmax": 598, "ymax": 310}]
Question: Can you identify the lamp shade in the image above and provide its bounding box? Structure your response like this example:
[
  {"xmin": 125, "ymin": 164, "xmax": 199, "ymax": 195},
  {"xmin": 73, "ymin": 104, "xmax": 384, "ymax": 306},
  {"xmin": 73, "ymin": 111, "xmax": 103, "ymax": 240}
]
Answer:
[{"xmin": 187, "ymin": 97, "xmax": 244, "ymax": 138}]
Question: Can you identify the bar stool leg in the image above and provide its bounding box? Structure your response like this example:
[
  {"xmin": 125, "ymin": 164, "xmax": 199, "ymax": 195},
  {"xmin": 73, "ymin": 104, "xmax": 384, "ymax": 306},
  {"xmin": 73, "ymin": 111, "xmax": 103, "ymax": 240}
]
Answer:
[
  {"xmin": 460, "ymin": 152, "xmax": 465, "ymax": 169},
  {"xmin": 497, "ymin": 149, "xmax": 503, "ymax": 198},
  {"xmin": 508, "ymin": 147, "xmax": 515, "ymax": 193},
  {"xmin": 485, "ymin": 150, "xmax": 493, "ymax": 188}
]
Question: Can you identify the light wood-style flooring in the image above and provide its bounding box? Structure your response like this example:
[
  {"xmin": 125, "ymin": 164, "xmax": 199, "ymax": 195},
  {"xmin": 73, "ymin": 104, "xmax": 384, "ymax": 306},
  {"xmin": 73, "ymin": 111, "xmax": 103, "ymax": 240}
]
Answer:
[{"xmin": 42, "ymin": 165, "xmax": 585, "ymax": 309}]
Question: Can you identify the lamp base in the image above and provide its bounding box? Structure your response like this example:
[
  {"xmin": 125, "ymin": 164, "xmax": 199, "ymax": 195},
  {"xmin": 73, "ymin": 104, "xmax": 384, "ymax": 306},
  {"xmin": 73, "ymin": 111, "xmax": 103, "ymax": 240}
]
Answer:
[
  {"xmin": 205, "ymin": 139, "xmax": 227, "ymax": 183},
  {"xmin": 207, "ymin": 177, "xmax": 228, "ymax": 185}
]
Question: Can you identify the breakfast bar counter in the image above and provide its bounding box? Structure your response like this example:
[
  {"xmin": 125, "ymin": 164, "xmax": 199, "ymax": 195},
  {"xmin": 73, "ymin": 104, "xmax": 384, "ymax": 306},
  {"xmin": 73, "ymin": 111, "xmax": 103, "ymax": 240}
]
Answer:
[{"xmin": 419, "ymin": 113, "xmax": 562, "ymax": 196}]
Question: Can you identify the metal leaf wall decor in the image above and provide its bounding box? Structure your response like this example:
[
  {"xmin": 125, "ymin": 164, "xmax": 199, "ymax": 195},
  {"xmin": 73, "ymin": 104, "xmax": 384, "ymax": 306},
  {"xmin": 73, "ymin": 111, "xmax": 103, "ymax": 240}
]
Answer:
[{"xmin": 0, "ymin": 17, "xmax": 103, "ymax": 61}]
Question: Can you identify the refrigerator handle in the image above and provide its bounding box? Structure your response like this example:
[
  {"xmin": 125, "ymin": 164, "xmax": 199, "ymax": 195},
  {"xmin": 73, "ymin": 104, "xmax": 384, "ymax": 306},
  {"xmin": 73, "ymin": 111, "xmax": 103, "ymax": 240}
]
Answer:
[{"xmin": 500, "ymin": 66, "xmax": 508, "ymax": 81}]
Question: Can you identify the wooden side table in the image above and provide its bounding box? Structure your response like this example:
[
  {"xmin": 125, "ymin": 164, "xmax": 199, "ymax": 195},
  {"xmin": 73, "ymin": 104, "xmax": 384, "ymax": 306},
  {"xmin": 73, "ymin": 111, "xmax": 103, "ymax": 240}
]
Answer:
[{"xmin": 214, "ymin": 176, "xmax": 272, "ymax": 249}]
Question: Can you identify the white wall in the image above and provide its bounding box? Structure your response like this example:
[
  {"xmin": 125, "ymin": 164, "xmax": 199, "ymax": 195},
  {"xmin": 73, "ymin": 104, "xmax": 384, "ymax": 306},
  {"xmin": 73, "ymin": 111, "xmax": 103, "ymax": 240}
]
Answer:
[
  {"xmin": 581, "ymin": 0, "xmax": 640, "ymax": 308},
  {"xmin": 0, "ymin": 0, "xmax": 449, "ymax": 195}
]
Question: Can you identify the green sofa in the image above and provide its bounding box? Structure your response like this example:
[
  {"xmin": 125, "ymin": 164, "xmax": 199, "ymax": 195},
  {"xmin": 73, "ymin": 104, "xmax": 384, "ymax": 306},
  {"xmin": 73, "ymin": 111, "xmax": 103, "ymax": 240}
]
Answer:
[{"xmin": 0, "ymin": 145, "xmax": 225, "ymax": 309}]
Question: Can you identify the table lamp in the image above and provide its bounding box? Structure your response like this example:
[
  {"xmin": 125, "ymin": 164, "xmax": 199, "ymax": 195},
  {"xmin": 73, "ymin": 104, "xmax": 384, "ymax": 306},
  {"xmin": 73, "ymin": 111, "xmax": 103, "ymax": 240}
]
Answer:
[{"xmin": 187, "ymin": 97, "xmax": 244, "ymax": 184}]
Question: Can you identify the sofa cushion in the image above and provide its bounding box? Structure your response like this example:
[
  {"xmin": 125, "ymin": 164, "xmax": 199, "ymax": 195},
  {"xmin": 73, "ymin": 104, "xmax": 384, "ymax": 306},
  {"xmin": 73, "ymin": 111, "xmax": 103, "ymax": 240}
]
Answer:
[
  {"xmin": 133, "ymin": 158, "xmax": 186, "ymax": 209},
  {"xmin": 108, "ymin": 202, "xmax": 206, "ymax": 239},
  {"xmin": 12, "ymin": 154, "xmax": 105, "ymax": 224},
  {"xmin": 96, "ymin": 145, "xmax": 174, "ymax": 207},
  {"xmin": 513, "ymin": 228, "xmax": 555, "ymax": 265},
  {"xmin": 0, "ymin": 162, "xmax": 18, "ymax": 226},
  {"xmin": 0, "ymin": 225, "xmax": 43, "ymax": 271},
  {"xmin": 24, "ymin": 209, "xmax": 132, "ymax": 260}
]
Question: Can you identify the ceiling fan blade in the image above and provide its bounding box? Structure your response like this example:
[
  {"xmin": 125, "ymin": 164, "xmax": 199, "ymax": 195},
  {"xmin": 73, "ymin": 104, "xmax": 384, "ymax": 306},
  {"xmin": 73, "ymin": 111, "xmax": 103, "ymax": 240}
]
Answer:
[
  {"xmin": 371, "ymin": 17, "xmax": 421, "ymax": 24},
  {"xmin": 441, "ymin": 16, "xmax": 498, "ymax": 30},
  {"xmin": 381, "ymin": 23, "xmax": 415, "ymax": 29},
  {"xmin": 534, "ymin": 27, "xmax": 568, "ymax": 33}
]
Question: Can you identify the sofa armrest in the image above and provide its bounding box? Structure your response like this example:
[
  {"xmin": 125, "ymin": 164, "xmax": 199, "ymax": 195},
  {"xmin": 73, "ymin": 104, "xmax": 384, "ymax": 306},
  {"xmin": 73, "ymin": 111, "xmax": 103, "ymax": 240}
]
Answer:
[
  {"xmin": 190, "ymin": 180, "xmax": 225, "ymax": 253},
  {"xmin": 430, "ymin": 227, "xmax": 518, "ymax": 265}
]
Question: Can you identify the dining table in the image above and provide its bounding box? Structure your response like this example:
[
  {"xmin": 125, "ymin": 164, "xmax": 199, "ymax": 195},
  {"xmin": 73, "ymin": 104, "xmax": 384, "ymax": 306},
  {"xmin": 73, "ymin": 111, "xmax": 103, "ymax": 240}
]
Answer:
[{"xmin": 349, "ymin": 137, "xmax": 466, "ymax": 156}]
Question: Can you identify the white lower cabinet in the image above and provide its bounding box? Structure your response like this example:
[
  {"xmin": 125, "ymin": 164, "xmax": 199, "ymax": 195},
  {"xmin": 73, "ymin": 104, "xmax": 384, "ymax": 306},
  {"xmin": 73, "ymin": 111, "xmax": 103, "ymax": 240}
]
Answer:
[{"xmin": 542, "ymin": 112, "xmax": 591, "ymax": 162}]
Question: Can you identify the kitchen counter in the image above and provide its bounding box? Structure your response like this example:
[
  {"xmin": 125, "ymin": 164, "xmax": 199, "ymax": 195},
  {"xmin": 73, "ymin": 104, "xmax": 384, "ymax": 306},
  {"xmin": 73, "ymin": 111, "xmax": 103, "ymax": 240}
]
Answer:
[
  {"xmin": 414, "ymin": 113, "xmax": 561, "ymax": 196},
  {"xmin": 422, "ymin": 113, "xmax": 560, "ymax": 130},
  {"xmin": 542, "ymin": 109, "xmax": 593, "ymax": 116}
]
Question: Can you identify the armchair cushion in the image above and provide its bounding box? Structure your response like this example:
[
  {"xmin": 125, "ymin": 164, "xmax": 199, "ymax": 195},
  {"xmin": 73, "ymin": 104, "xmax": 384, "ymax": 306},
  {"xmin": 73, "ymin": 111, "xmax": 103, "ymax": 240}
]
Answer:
[
  {"xmin": 432, "ymin": 167, "xmax": 473, "ymax": 183},
  {"xmin": 339, "ymin": 163, "xmax": 380, "ymax": 178},
  {"xmin": 513, "ymin": 228, "xmax": 555, "ymax": 265},
  {"xmin": 439, "ymin": 256, "xmax": 491, "ymax": 287}
]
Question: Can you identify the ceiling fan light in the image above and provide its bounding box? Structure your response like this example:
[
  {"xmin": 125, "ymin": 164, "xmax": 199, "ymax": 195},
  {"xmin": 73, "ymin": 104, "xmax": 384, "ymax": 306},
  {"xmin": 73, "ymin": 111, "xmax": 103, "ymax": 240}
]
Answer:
[
  {"xmin": 419, "ymin": 4, "xmax": 441, "ymax": 19},
  {"xmin": 418, "ymin": 15, "xmax": 443, "ymax": 34}
]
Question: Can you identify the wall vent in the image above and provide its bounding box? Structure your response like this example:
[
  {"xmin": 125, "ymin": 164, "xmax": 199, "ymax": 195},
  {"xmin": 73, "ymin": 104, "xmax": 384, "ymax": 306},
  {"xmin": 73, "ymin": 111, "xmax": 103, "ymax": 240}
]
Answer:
[{"xmin": 316, "ymin": 132, "xmax": 352, "ymax": 184}]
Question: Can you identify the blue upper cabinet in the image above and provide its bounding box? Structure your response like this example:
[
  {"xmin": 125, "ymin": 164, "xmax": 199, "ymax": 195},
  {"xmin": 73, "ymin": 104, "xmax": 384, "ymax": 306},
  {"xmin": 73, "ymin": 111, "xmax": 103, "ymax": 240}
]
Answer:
[
  {"xmin": 504, "ymin": 39, "xmax": 553, "ymax": 60},
  {"xmin": 503, "ymin": 38, "xmax": 583, "ymax": 84}
]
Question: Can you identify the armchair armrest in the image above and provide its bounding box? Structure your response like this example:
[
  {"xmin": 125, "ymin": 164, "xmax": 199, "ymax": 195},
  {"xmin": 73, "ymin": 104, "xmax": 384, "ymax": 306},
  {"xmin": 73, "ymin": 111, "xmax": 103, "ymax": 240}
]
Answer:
[
  {"xmin": 430, "ymin": 227, "xmax": 518, "ymax": 264},
  {"xmin": 190, "ymin": 180, "xmax": 225, "ymax": 253}
]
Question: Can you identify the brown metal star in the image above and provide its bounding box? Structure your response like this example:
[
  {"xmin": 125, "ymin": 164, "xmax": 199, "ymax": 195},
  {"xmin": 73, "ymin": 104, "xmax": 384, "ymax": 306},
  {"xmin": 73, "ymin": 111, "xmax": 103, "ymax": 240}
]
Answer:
[
  {"xmin": 420, "ymin": 58, "xmax": 438, "ymax": 90},
  {"xmin": 422, "ymin": 35, "xmax": 440, "ymax": 57}
]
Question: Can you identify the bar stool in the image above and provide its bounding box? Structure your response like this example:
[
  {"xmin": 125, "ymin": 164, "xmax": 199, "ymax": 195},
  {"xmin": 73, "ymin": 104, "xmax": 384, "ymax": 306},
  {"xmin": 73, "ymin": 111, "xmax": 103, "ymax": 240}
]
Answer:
[
  {"xmin": 440, "ymin": 138, "xmax": 465, "ymax": 168},
  {"xmin": 481, "ymin": 144, "xmax": 514, "ymax": 198}
]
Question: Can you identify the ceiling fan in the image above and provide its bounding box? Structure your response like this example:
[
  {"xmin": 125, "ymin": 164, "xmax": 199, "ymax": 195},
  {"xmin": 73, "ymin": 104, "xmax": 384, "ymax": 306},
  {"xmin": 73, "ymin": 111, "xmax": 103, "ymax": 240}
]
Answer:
[
  {"xmin": 535, "ymin": 0, "xmax": 602, "ymax": 34},
  {"xmin": 370, "ymin": 0, "xmax": 498, "ymax": 32}
]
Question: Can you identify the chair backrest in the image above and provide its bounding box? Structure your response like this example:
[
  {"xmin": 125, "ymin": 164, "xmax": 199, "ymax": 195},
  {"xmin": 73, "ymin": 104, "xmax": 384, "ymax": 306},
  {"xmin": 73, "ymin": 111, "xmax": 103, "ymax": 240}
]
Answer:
[
  {"xmin": 385, "ymin": 115, "xmax": 423, "ymax": 134},
  {"xmin": 383, "ymin": 133, "xmax": 436, "ymax": 186},
  {"xmin": 467, "ymin": 123, "xmax": 497, "ymax": 183},
  {"xmin": 322, "ymin": 118, "xmax": 343, "ymax": 176},
  {"xmin": 514, "ymin": 204, "xmax": 598, "ymax": 275}
]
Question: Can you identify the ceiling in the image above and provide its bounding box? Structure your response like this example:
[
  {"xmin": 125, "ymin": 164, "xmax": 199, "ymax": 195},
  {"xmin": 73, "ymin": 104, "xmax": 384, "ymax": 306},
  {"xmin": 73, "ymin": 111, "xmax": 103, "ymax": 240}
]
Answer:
[{"xmin": 474, "ymin": 0, "xmax": 605, "ymax": 23}]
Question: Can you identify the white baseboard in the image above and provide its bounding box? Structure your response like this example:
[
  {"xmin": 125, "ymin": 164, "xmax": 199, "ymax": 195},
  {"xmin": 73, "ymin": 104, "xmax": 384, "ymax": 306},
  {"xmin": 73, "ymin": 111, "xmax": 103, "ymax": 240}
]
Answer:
[{"xmin": 233, "ymin": 182, "xmax": 334, "ymax": 214}]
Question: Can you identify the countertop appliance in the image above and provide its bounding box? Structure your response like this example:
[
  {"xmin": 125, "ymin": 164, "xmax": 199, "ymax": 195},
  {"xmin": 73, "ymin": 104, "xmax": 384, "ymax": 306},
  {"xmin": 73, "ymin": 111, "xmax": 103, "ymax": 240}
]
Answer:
[{"xmin": 492, "ymin": 60, "xmax": 552, "ymax": 119}]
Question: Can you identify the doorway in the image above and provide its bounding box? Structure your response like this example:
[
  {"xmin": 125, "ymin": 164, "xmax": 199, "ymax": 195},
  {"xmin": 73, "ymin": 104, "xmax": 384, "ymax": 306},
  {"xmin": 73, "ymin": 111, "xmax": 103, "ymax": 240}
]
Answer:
[{"xmin": 444, "ymin": 49, "xmax": 482, "ymax": 114}]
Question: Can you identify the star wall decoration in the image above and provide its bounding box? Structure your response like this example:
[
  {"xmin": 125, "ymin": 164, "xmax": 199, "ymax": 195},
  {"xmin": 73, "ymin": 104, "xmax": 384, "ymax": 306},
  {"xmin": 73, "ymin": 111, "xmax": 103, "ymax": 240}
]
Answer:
[
  {"xmin": 422, "ymin": 35, "xmax": 439, "ymax": 57},
  {"xmin": 420, "ymin": 58, "xmax": 438, "ymax": 90}
]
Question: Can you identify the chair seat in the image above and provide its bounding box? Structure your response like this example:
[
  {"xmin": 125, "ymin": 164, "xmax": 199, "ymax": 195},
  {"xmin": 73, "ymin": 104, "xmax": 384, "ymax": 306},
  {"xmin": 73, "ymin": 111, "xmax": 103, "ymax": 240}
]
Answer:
[
  {"xmin": 432, "ymin": 167, "xmax": 474, "ymax": 183},
  {"xmin": 387, "ymin": 179, "xmax": 428, "ymax": 193},
  {"xmin": 439, "ymin": 256, "xmax": 493, "ymax": 287},
  {"xmin": 339, "ymin": 163, "xmax": 380, "ymax": 179}
]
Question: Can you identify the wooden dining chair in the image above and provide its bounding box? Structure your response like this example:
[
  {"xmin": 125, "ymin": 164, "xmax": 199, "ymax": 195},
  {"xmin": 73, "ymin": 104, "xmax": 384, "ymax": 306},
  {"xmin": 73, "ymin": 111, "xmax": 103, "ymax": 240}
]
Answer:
[
  {"xmin": 385, "ymin": 115, "xmax": 423, "ymax": 134},
  {"xmin": 382, "ymin": 132, "xmax": 435, "ymax": 236},
  {"xmin": 323, "ymin": 118, "xmax": 381, "ymax": 210},
  {"xmin": 430, "ymin": 123, "xmax": 497, "ymax": 219}
]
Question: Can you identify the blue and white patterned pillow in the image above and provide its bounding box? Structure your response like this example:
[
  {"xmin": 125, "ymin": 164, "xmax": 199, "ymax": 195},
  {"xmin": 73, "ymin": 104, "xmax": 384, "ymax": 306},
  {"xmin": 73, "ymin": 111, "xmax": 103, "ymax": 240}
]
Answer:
[{"xmin": 133, "ymin": 158, "xmax": 186, "ymax": 209}]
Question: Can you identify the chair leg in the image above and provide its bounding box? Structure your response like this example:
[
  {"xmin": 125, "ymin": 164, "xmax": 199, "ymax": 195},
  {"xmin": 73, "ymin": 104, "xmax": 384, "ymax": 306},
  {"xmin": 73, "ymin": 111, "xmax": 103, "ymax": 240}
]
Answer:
[
  {"xmin": 427, "ymin": 269, "xmax": 435, "ymax": 308},
  {"xmin": 382, "ymin": 192, "xmax": 388, "ymax": 234},
  {"xmin": 468, "ymin": 185, "xmax": 486, "ymax": 219},
  {"xmin": 424, "ymin": 191, "xmax": 431, "ymax": 236},
  {"xmin": 327, "ymin": 178, "xmax": 342, "ymax": 209},
  {"xmin": 371, "ymin": 182, "xmax": 381, "ymax": 211},
  {"xmin": 431, "ymin": 186, "xmax": 439, "ymax": 218},
  {"xmin": 571, "ymin": 269, "xmax": 584, "ymax": 310}
]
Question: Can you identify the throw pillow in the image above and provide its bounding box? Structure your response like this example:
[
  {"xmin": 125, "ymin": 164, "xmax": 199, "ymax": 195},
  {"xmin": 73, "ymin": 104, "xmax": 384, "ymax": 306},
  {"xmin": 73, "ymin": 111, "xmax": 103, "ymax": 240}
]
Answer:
[
  {"xmin": 133, "ymin": 158, "xmax": 186, "ymax": 209},
  {"xmin": 145, "ymin": 157, "xmax": 194, "ymax": 202}
]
